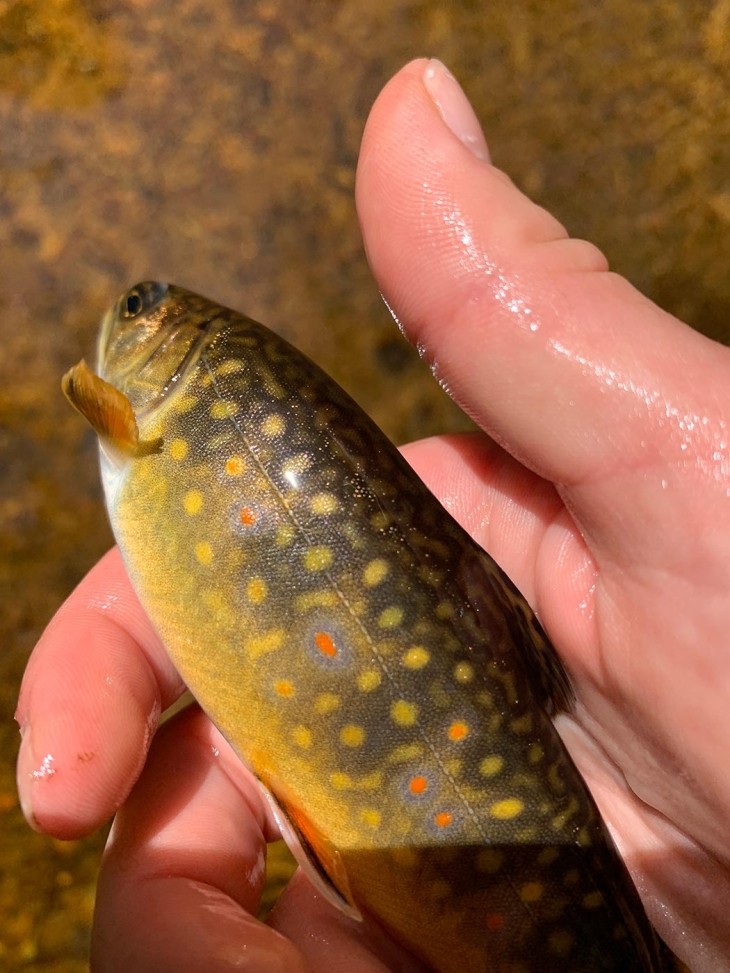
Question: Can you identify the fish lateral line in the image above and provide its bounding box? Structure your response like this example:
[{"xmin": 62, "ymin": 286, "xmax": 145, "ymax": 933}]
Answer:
[{"xmin": 61, "ymin": 359, "xmax": 163, "ymax": 459}]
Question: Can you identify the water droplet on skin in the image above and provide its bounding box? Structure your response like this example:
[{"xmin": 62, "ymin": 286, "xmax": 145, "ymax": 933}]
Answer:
[{"xmin": 31, "ymin": 753, "xmax": 56, "ymax": 780}]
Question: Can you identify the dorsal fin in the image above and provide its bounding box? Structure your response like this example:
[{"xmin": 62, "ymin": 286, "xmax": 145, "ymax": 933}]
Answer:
[{"xmin": 61, "ymin": 360, "xmax": 162, "ymax": 458}]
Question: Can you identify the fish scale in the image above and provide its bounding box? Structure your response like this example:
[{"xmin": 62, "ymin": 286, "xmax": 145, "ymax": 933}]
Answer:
[{"xmin": 62, "ymin": 281, "xmax": 670, "ymax": 972}]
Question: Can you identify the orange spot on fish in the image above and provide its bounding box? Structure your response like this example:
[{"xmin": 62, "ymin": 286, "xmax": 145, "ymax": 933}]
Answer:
[
  {"xmin": 434, "ymin": 811, "xmax": 453, "ymax": 829},
  {"xmin": 225, "ymin": 456, "xmax": 245, "ymax": 475},
  {"xmin": 408, "ymin": 775, "xmax": 428, "ymax": 795},
  {"xmin": 447, "ymin": 721, "xmax": 469, "ymax": 741},
  {"xmin": 315, "ymin": 631, "xmax": 338, "ymax": 658},
  {"xmin": 485, "ymin": 913, "xmax": 505, "ymax": 933},
  {"xmin": 274, "ymin": 680, "xmax": 295, "ymax": 698},
  {"xmin": 240, "ymin": 507, "xmax": 256, "ymax": 526}
]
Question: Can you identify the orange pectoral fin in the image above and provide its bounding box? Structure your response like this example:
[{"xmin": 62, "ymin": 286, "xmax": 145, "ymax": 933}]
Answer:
[
  {"xmin": 256, "ymin": 775, "xmax": 360, "ymax": 920},
  {"xmin": 62, "ymin": 360, "xmax": 162, "ymax": 458}
]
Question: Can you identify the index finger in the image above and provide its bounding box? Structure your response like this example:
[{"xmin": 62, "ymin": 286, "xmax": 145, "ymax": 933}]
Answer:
[{"xmin": 15, "ymin": 547, "xmax": 185, "ymax": 837}]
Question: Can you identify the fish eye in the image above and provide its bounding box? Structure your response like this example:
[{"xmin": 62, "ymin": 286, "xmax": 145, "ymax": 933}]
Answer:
[
  {"xmin": 125, "ymin": 290, "xmax": 143, "ymax": 317},
  {"xmin": 119, "ymin": 281, "xmax": 169, "ymax": 320}
]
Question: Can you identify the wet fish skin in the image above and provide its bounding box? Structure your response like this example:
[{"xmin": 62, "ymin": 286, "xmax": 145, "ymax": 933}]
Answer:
[{"xmin": 67, "ymin": 282, "xmax": 669, "ymax": 972}]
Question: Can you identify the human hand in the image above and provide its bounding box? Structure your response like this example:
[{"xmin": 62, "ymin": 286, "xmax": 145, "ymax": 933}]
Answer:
[{"xmin": 16, "ymin": 58, "xmax": 729, "ymax": 972}]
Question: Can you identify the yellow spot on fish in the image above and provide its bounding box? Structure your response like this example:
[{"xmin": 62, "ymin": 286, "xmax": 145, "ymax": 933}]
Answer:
[
  {"xmin": 314, "ymin": 693, "xmax": 340, "ymax": 715},
  {"xmin": 292, "ymin": 726, "xmax": 312, "ymax": 748},
  {"xmin": 363, "ymin": 558, "xmax": 389, "ymax": 586},
  {"xmin": 434, "ymin": 811, "xmax": 453, "ymax": 829},
  {"xmin": 528, "ymin": 743, "xmax": 544, "ymax": 764},
  {"xmin": 183, "ymin": 489, "xmax": 203, "ymax": 515},
  {"xmin": 418, "ymin": 565, "xmax": 442, "ymax": 586},
  {"xmin": 261, "ymin": 413, "xmax": 285, "ymax": 437},
  {"xmin": 548, "ymin": 930, "xmax": 574, "ymax": 957},
  {"xmin": 537, "ymin": 847, "xmax": 560, "ymax": 866},
  {"xmin": 391, "ymin": 847, "xmax": 419, "ymax": 867},
  {"xmin": 262, "ymin": 375, "xmax": 284, "ymax": 398},
  {"xmin": 520, "ymin": 882, "xmax": 544, "ymax": 903},
  {"xmin": 476, "ymin": 848, "xmax": 504, "ymax": 874},
  {"xmin": 453, "ymin": 661, "xmax": 474, "ymax": 683},
  {"xmin": 436, "ymin": 600, "xmax": 454, "ymax": 619},
  {"xmin": 391, "ymin": 700, "xmax": 418, "ymax": 726},
  {"xmin": 195, "ymin": 541, "xmax": 213, "ymax": 565},
  {"xmin": 246, "ymin": 577, "xmax": 268, "ymax": 603},
  {"xmin": 371, "ymin": 511, "xmax": 390, "ymax": 530},
  {"xmin": 314, "ymin": 404, "xmax": 337, "ymax": 427},
  {"xmin": 274, "ymin": 679, "xmax": 295, "ymax": 698},
  {"xmin": 246, "ymin": 628, "xmax": 284, "ymax": 659},
  {"xmin": 490, "ymin": 797, "xmax": 524, "ymax": 820},
  {"xmin": 340, "ymin": 723, "xmax": 365, "ymax": 747},
  {"xmin": 479, "ymin": 755, "xmax": 504, "ymax": 777},
  {"xmin": 379, "ymin": 605, "xmax": 403, "ymax": 629},
  {"xmin": 210, "ymin": 400, "xmax": 239, "ymax": 420},
  {"xmin": 175, "ymin": 395, "xmax": 198, "ymax": 413},
  {"xmin": 510, "ymin": 713, "xmax": 533, "ymax": 734},
  {"xmin": 208, "ymin": 431, "xmax": 234, "ymax": 451},
  {"xmin": 310, "ymin": 492, "xmax": 339, "ymax": 515},
  {"xmin": 357, "ymin": 669, "xmax": 381, "ymax": 692},
  {"xmin": 169, "ymin": 438, "xmax": 188, "ymax": 461},
  {"xmin": 225, "ymin": 455, "xmax": 246, "ymax": 476},
  {"xmin": 276, "ymin": 523, "xmax": 296, "ymax": 547},
  {"xmin": 202, "ymin": 590, "xmax": 227, "ymax": 615},
  {"xmin": 402, "ymin": 646, "xmax": 430, "ymax": 669},
  {"xmin": 447, "ymin": 721, "xmax": 469, "ymax": 742},
  {"xmin": 360, "ymin": 808, "xmax": 381, "ymax": 828},
  {"xmin": 304, "ymin": 546, "xmax": 333, "ymax": 571},
  {"xmin": 582, "ymin": 891, "xmax": 603, "ymax": 910},
  {"xmin": 295, "ymin": 590, "xmax": 338, "ymax": 611},
  {"xmin": 388, "ymin": 743, "xmax": 424, "ymax": 764},
  {"xmin": 330, "ymin": 772, "xmax": 352, "ymax": 790},
  {"xmin": 215, "ymin": 359, "xmax": 244, "ymax": 377},
  {"xmin": 282, "ymin": 453, "xmax": 311, "ymax": 478},
  {"xmin": 427, "ymin": 879, "xmax": 451, "ymax": 901},
  {"xmin": 552, "ymin": 795, "xmax": 580, "ymax": 831}
]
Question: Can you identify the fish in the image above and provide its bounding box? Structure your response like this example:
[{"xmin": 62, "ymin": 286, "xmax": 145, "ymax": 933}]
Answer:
[{"xmin": 62, "ymin": 281, "xmax": 670, "ymax": 972}]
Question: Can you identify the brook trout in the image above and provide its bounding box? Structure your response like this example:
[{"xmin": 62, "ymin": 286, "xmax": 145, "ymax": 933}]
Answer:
[{"xmin": 63, "ymin": 282, "xmax": 669, "ymax": 972}]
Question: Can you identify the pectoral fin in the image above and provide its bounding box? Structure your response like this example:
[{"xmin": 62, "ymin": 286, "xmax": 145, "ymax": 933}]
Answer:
[
  {"xmin": 61, "ymin": 360, "xmax": 162, "ymax": 458},
  {"xmin": 256, "ymin": 776, "xmax": 361, "ymax": 920}
]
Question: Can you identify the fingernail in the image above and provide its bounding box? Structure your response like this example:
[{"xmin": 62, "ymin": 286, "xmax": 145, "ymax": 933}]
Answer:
[
  {"xmin": 16, "ymin": 723, "xmax": 50, "ymax": 832},
  {"xmin": 16, "ymin": 723, "xmax": 37, "ymax": 829},
  {"xmin": 422, "ymin": 59, "xmax": 490, "ymax": 162}
]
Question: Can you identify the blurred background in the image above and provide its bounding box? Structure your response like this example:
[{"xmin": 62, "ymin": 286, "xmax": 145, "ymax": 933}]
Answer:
[{"xmin": 1, "ymin": 1, "xmax": 728, "ymax": 969}]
